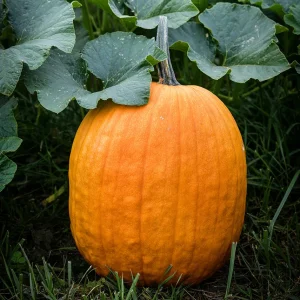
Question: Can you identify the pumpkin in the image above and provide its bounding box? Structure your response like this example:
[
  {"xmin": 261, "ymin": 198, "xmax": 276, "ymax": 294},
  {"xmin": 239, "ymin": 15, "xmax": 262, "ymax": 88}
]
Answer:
[{"xmin": 69, "ymin": 17, "xmax": 247, "ymax": 286}]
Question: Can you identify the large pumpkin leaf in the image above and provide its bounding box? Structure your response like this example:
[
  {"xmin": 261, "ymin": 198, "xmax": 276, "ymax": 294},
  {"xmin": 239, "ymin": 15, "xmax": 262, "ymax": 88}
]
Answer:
[
  {"xmin": 94, "ymin": 0, "xmax": 199, "ymax": 29},
  {"xmin": 284, "ymin": 4, "xmax": 300, "ymax": 34},
  {"xmin": 80, "ymin": 32, "xmax": 167, "ymax": 107},
  {"xmin": 0, "ymin": 0, "xmax": 75, "ymax": 96},
  {"xmin": 170, "ymin": 3, "xmax": 290, "ymax": 82},
  {"xmin": 24, "ymin": 24, "xmax": 90, "ymax": 113},
  {"xmin": 24, "ymin": 49, "xmax": 89, "ymax": 114},
  {"xmin": 0, "ymin": 96, "xmax": 22, "ymax": 192},
  {"xmin": 169, "ymin": 22, "xmax": 227, "ymax": 80},
  {"xmin": 25, "ymin": 31, "xmax": 167, "ymax": 113},
  {"xmin": 0, "ymin": 154, "xmax": 17, "ymax": 192}
]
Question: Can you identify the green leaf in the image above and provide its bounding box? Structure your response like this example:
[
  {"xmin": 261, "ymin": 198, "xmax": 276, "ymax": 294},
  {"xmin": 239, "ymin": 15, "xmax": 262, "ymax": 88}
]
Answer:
[
  {"xmin": 72, "ymin": 1, "xmax": 82, "ymax": 8},
  {"xmin": 169, "ymin": 22, "xmax": 227, "ymax": 80},
  {"xmin": 170, "ymin": 4, "xmax": 290, "ymax": 82},
  {"xmin": 249, "ymin": 0, "xmax": 297, "ymax": 12},
  {"xmin": 275, "ymin": 24, "xmax": 289, "ymax": 34},
  {"xmin": 291, "ymin": 60, "xmax": 300, "ymax": 73},
  {"xmin": 25, "ymin": 31, "xmax": 166, "ymax": 112},
  {"xmin": 108, "ymin": 0, "xmax": 199, "ymax": 29},
  {"xmin": 24, "ymin": 50, "xmax": 90, "ymax": 113},
  {"xmin": 284, "ymin": 4, "xmax": 300, "ymax": 34},
  {"xmin": 0, "ymin": 0, "xmax": 76, "ymax": 96},
  {"xmin": 24, "ymin": 24, "xmax": 89, "ymax": 114},
  {"xmin": 0, "ymin": 154, "xmax": 17, "ymax": 192},
  {"xmin": 0, "ymin": 97, "xmax": 19, "ymax": 139},
  {"xmin": 0, "ymin": 96, "xmax": 22, "ymax": 192},
  {"xmin": 80, "ymin": 32, "xmax": 166, "ymax": 107},
  {"xmin": 146, "ymin": 46, "xmax": 167, "ymax": 65},
  {"xmin": 0, "ymin": 136, "xmax": 22, "ymax": 153},
  {"xmin": 11, "ymin": 251, "xmax": 26, "ymax": 264}
]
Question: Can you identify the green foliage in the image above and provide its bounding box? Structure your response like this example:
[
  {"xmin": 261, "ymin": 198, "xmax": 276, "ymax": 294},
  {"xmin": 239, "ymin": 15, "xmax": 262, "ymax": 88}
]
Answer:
[
  {"xmin": 72, "ymin": 0, "xmax": 83, "ymax": 7},
  {"xmin": 24, "ymin": 24, "xmax": 90, "ymax": 113},
  {"xmin": 171, "ymin": 4, "xmax": 290, "ymax": 82},
  {"xmin": 108, "ymin": 0, "xmax": 199, "ymax": 29},
  {"xmin": 25, "ymin": 30, "xmax": 166, "ymax": 112},
  {"xmin": 0, "ymin": 0, "xmax": 76, "ymax": 96},
  {"xmin": 0, "ymin": 96, "xmax": 22, "ymax": 191},
  {"xmin": 80, "ymin": 32, "xmax": 167, "ymax": 107},
  {"xmin": 284, "ymin": 4, "xmax": 300, "ymax": 34},
  {"xmin": 248, "ymin": 0, "xmax": 297, "ymax": 12}
]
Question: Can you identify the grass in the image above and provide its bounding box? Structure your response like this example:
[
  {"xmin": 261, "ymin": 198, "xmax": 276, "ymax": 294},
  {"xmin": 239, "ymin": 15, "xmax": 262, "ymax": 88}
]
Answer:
[{"xmin": 1, "ymin": 2, "xmax": 300, "ymax": 299}]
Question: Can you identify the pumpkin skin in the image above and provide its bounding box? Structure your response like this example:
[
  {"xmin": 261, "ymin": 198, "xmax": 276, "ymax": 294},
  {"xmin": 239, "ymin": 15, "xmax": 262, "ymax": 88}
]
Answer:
[{"xmin": 69, "ymin": 82, "xmax": 247, "ymax": 286}]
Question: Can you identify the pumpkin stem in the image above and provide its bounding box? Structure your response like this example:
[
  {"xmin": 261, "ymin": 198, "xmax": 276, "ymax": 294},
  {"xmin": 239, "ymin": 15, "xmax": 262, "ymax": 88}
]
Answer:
[{"xmin": 156, "ymin": 16, "xmax": 180, "ymax": 86}]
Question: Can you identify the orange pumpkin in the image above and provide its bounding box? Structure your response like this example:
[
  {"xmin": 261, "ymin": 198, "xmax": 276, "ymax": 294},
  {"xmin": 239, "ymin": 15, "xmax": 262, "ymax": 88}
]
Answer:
[{"xmin": 69, "ymin": 17, "xmax": 247, "ymax": 286}]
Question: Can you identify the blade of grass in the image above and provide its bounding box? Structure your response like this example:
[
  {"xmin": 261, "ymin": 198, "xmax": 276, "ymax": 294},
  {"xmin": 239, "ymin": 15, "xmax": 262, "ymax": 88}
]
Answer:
[
  {"xmin": 29, "ymin": 272, "xmax": 36, "ymax": 300},
  {"xmin": 125, "ymin": 273, "xmax": 140, "ymax": 300},
  {"xmin": 225, "ymin": 242, "xmax": 237, "ymax": 299},
  {"xmin": 68, "ymin": 260, "xmax": 72, "ymax": 287},
  {"xmin": 19, "ymin": 244, "xmax": 39, "ymax": 292},
  {"xmin": 268, "ymin": 170, "xmax": 300, "ymax": 247},
  {"xmin": 0, "ymin": 252, "xmax": 16, "ymax": 296},
  {"xmin": 10, "ymin": 268, "xmax": 21, "ymax": 299},
  {"xmin": 163, "ymin": 264, "xmax": 173, "ymax": 275}
]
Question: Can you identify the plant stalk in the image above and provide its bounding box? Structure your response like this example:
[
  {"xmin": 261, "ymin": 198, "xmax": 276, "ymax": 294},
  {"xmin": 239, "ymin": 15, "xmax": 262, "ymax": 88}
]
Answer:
[
  {"xmin": 83, "ymin": 0, "xmax": 94, "ymax": 40},
  {"xmin": 156, "ymin": 16, "xmax": 180, "ymax": 86}
]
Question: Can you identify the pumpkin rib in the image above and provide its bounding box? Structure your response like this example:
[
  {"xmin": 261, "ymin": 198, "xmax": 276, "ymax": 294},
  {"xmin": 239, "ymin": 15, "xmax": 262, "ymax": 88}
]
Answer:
[
  {"xmin": 199, "ymin": 88, "xmax": 222, "ymax": 257},
  {"xmin": 152, "ymin": 84, "xmax": 177, "ymax": 284},
  {"xmin": 182, "ymin": 87, "xmax": 208, "ymax": 279},
  {"xmin": 97, "ymin": 103, "xmax": 130, "ymax": 272},
  {"xmin": 70, "ymin": 110, "xmax": 101, "ymax": 246},
  {"xmin": 138, "ymin": 88, "xmax": 160, "ymax": 286},
  {"xmin": 192, "ymin": 87, "xmax": 223, "ymax": 278},
  {"xmin": 209, "ymin": 95, "xmax": 245, "ymax": 245},
  {"xmin": 70, "ymin": 113, "xmax": 91, "ymax": 234},
  {"xmin": 138, "ymin": 86, "xmax": 154, "ymax": 285},
  {"xmin": 205, "ymin": 92, "xmax": 239, "ymax": 266},
  {"xmin": 217, "ymin": 101, "xmax": 242, "ymax": 247},
  {"xmin": 188, "ymin": 86, "xmax": 245, "ymax": 278},
  {"xmin": 184, "ymin": 88, "xmax": 200, "ymax": 275},
  {"xmin": 98, "ymin": 111, "xmax": 115, "ymax": 265},
  {"xmin": 142, "ymin": 84, "xmax": 183, "ymax": 284},
  {"xmin": 179, "ymin": 86, "xmax": 201, "ymax": 281},
  {"xmin": 206, "ymin": 91, "xmax": 246, "ymax": 264},
  {"xmin": 169, "ymin": 87, "xmax": 182, "ymax": 275},
  {"xmin": 95, "ymin": 107, "xmax": 121, "ymax": 273},
  {"xmin": 110, "ymin": 109, "xmax": 140, "ymax": 274},
  {"xmin": 92, "ymin": 107, "xmax": 120, "ymax": 269},
  {"xmin": 74, "ymin": 106, "xmax": 119, "ymax": 271},
  {"xmin": 96, "ymin": 106, "xmax": 127, "ymax": 270}
]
